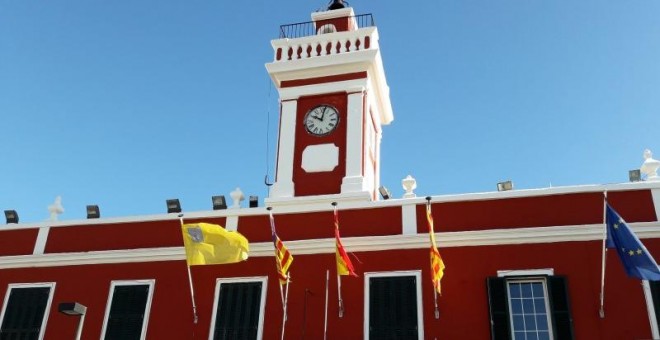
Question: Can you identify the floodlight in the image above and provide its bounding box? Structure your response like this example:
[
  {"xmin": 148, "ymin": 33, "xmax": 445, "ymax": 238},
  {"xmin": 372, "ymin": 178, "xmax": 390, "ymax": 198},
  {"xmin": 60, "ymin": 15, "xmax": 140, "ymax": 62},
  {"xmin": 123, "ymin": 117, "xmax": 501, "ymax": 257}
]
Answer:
[
  {"xmin": 4, "ymin": 210, "xmax": 18, "ymax": 224},
  {"xmin": 378, "ymin": 186, "xmax": 391, "ymax": 200},
  {"xmin": 497, "ymin": 181, "xmax": 514, "ymax": 192},
  {"xmin": 86, "ymin": 205, "xmax": 100, "ymax": 219},
  {"xmin": 212, "ymin": 196, "xmax": 227, "ymax": 210},
  {"xmin": 166, "ymin": 199, "xmax": 182, "ymax": 213}
]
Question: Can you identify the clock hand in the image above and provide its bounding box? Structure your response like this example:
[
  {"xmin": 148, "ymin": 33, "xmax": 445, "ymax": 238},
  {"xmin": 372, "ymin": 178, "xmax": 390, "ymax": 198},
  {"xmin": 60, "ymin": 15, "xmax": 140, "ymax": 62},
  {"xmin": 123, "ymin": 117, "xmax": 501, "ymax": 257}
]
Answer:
[{"xmin": 321, "ymin": 107, "xmax": 327, "ymax": 120}]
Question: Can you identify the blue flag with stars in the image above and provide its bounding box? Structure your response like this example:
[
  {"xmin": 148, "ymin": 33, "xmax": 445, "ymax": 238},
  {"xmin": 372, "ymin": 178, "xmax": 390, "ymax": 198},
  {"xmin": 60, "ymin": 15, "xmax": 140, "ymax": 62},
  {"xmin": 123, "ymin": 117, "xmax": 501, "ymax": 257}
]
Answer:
[{"xmin": 606, "ymin": 203, "xmax": 660, "ymax": 281}]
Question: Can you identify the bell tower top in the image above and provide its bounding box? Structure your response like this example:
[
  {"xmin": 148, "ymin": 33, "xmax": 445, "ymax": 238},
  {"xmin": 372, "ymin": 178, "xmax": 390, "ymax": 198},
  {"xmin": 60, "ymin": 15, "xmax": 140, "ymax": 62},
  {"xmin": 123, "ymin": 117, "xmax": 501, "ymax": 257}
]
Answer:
[
  {"xmin": 312, "ymin": 1, "xmax": 356, "ymax": 34},
  {"xmin": 265, "ymin": 3, "xmax": 393, "ymax": 204}
]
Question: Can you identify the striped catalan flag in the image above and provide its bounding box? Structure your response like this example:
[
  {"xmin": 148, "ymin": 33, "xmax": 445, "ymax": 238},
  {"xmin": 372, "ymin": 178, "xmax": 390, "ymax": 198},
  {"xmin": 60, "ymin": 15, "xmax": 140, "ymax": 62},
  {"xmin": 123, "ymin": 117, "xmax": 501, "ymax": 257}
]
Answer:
[
  {"xmin": 426, "ymin": 202, "xmax": 446, "ymax": 295},
  {"xmin": 335, "ymin": 208, "xmax": 357, "ymax": 276},
  {"xmin": 269, "ymin": 213, "xmax": 293, "ymax": 285}
]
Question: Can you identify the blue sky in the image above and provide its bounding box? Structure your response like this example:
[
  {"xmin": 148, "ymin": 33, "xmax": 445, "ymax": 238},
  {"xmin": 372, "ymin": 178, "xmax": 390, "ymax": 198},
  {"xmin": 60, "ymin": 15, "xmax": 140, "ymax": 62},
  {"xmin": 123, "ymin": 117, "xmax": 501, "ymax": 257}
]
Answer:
[{"xmin": 1, "ymin": 1, "xmax": 659, "ymax": 223}]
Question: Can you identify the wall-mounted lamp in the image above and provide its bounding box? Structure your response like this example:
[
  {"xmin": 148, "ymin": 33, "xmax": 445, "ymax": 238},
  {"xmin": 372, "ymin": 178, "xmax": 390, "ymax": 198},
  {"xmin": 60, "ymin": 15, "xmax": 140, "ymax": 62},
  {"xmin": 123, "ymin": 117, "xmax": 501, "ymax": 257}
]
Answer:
[
  {"xmin": 378, "ymin": 186, "xmax": 391, "ymax": 200},
  {"xmin": 212, "ymin": 196, "xmax": 227, "ymax": 210},
  {"xmin": 497, "ymin": 181, "xmax": 514, "ymax": 192},
  {"xmin": 4, "ymin": 210, "xmax": 18, "ymax": 224},
  {"xmin": 166, "ymin": 199, "xmax": 181, "ymax": 213},
  {"xmin": 86, "ymin": 205, "xmax": 100, "ymax": 219},
  {"xmin": 249, "ymin": 196, "xmax": 259, "ymax": 208},
  {"xmin": 629, "ymin": 169, "xmax": 641, "ymax": 182},
  {"xmin": 58, "ymin": 302, "xmax": 87, "ymax": 340}
]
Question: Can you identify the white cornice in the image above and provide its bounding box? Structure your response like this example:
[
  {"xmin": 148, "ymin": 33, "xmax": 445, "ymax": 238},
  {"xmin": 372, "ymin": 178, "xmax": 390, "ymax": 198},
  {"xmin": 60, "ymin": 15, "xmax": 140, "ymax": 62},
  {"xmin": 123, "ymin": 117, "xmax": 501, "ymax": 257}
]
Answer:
[{"xmin": 2, "ymin": 222, "xmax": 659, "ymax": 269}]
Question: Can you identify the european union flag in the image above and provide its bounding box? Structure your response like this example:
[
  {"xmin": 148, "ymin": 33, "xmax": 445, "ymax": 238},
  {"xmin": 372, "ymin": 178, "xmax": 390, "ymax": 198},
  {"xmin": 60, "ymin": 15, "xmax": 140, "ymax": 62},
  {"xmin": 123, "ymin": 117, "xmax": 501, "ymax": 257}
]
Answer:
[{"xmin": 606, "ymin": 204, "xmax": 660, "ymax": 281}]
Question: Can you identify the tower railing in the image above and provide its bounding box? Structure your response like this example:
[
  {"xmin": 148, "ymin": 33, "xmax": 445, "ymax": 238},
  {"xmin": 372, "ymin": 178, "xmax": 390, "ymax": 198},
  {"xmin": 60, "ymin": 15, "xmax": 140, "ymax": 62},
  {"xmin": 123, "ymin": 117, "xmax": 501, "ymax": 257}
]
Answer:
[{"xmin": 278, "ymin": 14, "xmax": 375, "ymax": 39}]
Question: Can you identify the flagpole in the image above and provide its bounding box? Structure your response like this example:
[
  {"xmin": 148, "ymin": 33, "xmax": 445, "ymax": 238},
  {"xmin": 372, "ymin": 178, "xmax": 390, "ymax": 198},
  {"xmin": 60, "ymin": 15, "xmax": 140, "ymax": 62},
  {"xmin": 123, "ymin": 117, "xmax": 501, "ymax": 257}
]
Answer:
[
  {"xmin": 599, "ymin": 192, "xmax": 608, "ymax": 318},
  {"xmin": 179, "ymin": 214, "xmax": 199, "ymax": 324},
  {"xmin": 324, "ymin": 269, "xmax": 329, "ymax": 340},
  {"xmin": 333, "ymin": 202, "xmax": 345, "ymax": 318},
  {"xmin": 426, "ymin": 197, "xmax": 440, "ymax": 319},
  {"xmin": 281, "ymin": 276, "xmax": 290, "ymax": 340}
]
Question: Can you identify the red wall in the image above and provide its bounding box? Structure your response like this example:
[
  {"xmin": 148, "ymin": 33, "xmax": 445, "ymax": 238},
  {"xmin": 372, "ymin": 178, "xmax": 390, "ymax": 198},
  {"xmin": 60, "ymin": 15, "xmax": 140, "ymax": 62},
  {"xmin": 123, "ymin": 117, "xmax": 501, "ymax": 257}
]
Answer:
[
  {"xmin": 1, "ymin": 238, "xmax": 659, "ymax": 339},
  {"xmin": 417, "ymin": 190, "xmax": 657, "ymax": 233},
  {"xmin": 0, "ymin": 229, "xmax": 37, "ymax": 256},
  {"xmin": 45, "ymin": 217, "xmax": 226, "ymax": 253}
]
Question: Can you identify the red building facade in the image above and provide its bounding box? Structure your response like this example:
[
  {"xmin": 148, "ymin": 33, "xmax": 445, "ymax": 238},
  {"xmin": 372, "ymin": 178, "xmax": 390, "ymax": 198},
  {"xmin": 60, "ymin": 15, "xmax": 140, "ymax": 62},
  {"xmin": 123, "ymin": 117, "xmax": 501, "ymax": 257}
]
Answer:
[{"xmin": 2, "ymin": 3, "xmax": 660, "ymax": 340}]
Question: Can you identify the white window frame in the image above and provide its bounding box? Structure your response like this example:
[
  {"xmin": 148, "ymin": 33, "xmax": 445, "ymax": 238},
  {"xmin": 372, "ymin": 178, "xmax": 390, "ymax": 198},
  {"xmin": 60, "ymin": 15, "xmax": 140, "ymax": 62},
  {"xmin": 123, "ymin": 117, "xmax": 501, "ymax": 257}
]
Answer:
[
  {"xmin": 209, "ymin": 276, "xmax": 268, "ymax": 340},
  {"xmin": 363, "ymin": 270, "xmax": 423, "ymax": 340},
  {"xmin": 0, "ymin": 282, "xmax": 56, "ymax": 340},
  {"xmin": 505, "ymin": 278, "xmax": 554, "ymax": 340},
  {"xmin": 100, "ymin": 279, "xmax": 155, "ymax": 340}
]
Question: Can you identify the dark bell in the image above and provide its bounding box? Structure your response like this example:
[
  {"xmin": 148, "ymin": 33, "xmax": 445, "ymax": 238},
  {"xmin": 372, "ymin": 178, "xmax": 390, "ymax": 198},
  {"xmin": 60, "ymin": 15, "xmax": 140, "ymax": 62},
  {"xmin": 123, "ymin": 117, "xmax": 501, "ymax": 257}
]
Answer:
[{"xmin": 328, "ymin": 0, "xmax": 346, "ymax": 10}]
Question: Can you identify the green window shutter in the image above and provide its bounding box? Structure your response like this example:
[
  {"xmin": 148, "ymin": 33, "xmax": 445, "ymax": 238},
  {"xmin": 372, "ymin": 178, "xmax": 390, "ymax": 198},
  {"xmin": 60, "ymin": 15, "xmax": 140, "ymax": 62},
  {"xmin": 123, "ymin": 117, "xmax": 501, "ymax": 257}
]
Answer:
[
  {"xmin": 0, "ymin": 287, "xmax": 50, "ymax": 340},
  {"xmin": 650, "ymin": 281, "xmax": 660, "ymax": 329},
  {"xmin": 104, "ymin": 284, "xmax": 150, "ymax": 340},
  {"xmin": 368, "ymin": 276, "xmax": 418, "ymax": 340},
  {"xmin": 548, "ymin": 276, "xmax": 574, "ymax": 340},
  {"xmin": 487, "ymin": 277, "xmax": 511, "ymax": 340},
  {"xmin": 214, "ymin": 282, "xmax": 262, "ymax": 340}
]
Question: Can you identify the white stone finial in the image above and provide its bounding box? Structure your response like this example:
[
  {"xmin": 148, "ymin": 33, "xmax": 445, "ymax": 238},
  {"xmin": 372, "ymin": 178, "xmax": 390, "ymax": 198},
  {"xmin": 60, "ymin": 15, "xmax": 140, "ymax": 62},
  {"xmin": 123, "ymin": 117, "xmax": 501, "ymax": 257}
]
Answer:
[
  {"xmin": 641, "ymin": 149, "xmax": 660, "ymax": 181},
  {"xmin": 230, "ymin": 187, "xmax": 245, "ymax": 209},
  {"xmin": 402, "ymin": 175, "xmax": 417, "ymax": 199},
  {"xmin": 48, "ymin": 196, "xmax": 64, "ymax": 221}
]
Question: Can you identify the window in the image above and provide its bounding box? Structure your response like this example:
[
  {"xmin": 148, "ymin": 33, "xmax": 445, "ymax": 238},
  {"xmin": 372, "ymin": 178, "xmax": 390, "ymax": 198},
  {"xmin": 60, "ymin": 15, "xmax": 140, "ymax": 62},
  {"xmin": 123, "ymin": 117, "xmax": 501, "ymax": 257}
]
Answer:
[
  {"xmin": 101, "ymin": 280, "xmax": 154, "ymax": 340},
  {"xmin": 210, "ymin": 277, "xmax": 267, "ymax": 340},
  {"xmin": 0, "ymin": 283, "xmax": 55, "ymax": 340},
  {"xmin": 364, "ymin": 271, "xmax": 423, "ymax": 340},
  {"xmin": 487, "ymin": 272, "xmax": 574, "ymax": 340}
]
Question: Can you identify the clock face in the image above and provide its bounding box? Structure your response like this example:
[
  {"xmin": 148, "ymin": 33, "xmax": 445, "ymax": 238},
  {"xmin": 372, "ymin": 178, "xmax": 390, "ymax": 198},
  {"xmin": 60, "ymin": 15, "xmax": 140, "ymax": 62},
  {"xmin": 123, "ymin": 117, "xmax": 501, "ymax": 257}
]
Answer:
[{"xmin": 304, "ymin": 105, "xmax": 339, "ymax": 136}]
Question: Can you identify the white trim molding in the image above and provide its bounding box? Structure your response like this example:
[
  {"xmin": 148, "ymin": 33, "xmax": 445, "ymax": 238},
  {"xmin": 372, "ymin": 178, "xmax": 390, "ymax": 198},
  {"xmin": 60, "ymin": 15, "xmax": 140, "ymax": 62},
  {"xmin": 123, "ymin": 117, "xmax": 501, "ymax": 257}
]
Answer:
[
  {"xmin": 363, "ymin": 270, "xmax": 423, "ymax": 340},
  {"xmin": 2, "ymin": 222, "xmax": 660, "ymax": 269},
  {"xmin": 0, "ymin": 282, "xmax": 56, "ymax": 340},
  {"xmin": 99, "ymin": 279, "xmax": 155, "ymax": 340},
  {"xmin": 497, "ymin": 268, "xmax": 554, "ymax": 277},
  {"xmin": 208, "ymin": 276, "xmax": 268, "ymax": 340}
]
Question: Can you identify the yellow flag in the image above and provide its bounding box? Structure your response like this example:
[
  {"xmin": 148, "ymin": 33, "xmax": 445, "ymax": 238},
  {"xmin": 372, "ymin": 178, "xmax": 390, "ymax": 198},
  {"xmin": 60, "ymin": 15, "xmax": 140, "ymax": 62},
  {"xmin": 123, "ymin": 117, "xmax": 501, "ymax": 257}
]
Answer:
[{"xmin": 181, "ymin": 223, "xmax": 249, "ymax": 266}]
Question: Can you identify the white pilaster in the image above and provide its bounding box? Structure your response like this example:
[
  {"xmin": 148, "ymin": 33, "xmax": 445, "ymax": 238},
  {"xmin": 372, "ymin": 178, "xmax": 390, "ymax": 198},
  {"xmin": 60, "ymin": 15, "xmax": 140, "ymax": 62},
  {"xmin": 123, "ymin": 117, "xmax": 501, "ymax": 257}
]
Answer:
[
  {"xmin": 341, "ymin": 90, "xmax": 366, "ymax": 193},
  {"xmin": 401, "ymin": 203, "xmax": 417, "ymax": 235},
  {"xmin": 33, "ymin": 227, "xmax": 50, "ymax": 255},
  {"xmin": 652, "ymin": 189, "xmax": 660, "ymax": 221},
  {"xmin": 270, "ymin": 100, "xmax": 297, "ymax": 198},
  {"xmin": 225, "ymin": 215, "xmax": 239, "ymax": 232}
]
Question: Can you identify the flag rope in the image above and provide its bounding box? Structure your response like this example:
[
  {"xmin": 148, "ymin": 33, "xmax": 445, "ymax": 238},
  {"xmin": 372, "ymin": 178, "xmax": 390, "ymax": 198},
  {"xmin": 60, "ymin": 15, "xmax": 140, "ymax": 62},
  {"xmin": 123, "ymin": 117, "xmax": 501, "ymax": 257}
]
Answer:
[
  {"xmin": 178, "ymin": 214, "xmax": 199, "ymax": 324},
  {"xmin": 599, "ymin": 192, "xmax": 608, "ymax": 318}
]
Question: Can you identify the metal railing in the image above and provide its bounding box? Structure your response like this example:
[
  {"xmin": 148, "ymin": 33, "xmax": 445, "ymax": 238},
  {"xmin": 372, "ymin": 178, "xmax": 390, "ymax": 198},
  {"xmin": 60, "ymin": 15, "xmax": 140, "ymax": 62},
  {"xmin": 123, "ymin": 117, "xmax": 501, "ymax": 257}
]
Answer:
[{"xmin": 278, "ymin": 13, "xmax": 375, "ymax": 39}]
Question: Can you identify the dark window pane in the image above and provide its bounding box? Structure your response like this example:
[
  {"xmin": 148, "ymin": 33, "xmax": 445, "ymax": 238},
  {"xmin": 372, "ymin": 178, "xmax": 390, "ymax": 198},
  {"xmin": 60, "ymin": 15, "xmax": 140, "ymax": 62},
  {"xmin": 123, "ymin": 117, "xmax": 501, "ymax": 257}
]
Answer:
[
  {"xmin": 534, "ymin": 298, "xmax": 547, "ymax": 314},
  {"xmin": 509, "ymin": 283, "xmax": 521, "ymax": 298},
  {"xmin": 536, "ymin": 315, "xmax": 548, "ymax": 330},
  {"xmin": 522, "ymin": 299, "xmax": 534, "ymax": 314},
  {"xmin": 214, "ymin": 282, "xmax": 262, "ymax": 340},
  {"xmin": 511, "ymin": 299, "xmax": 523, "ymax": 314},
  {"xmin": 104, "ymin": 284, "xmax": 150, "ymax": 340},
  {"xmin": 369, "ymin": 276, "xmax": 418, "ymax": 340}
]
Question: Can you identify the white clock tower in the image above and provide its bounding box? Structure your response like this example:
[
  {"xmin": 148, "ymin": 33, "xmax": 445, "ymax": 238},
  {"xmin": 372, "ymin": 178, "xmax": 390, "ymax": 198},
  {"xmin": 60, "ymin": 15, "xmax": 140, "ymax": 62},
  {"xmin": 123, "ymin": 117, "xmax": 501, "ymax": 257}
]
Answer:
[{"xmin": 265, "ymin": 1, "xmax": 393, "ymax": 205}]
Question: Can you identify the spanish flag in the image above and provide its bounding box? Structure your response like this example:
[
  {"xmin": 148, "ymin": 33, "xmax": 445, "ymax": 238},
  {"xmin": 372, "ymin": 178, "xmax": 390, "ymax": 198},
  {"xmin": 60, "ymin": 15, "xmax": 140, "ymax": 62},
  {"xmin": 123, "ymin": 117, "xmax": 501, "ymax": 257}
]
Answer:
[
  {"xmin": 181, "ymin": 223, "xmax": 249, "ymax": 266},
  {"xmin": 426, "ymin": 202, "xmax": 445, "ymax": 294},
  {"xmin": 335, "ymin": 209, "xmax": 357, "ymax": 276},
  {"xmin": 269, "ymin": 213, "xmax": 293, "ymax": 285}
]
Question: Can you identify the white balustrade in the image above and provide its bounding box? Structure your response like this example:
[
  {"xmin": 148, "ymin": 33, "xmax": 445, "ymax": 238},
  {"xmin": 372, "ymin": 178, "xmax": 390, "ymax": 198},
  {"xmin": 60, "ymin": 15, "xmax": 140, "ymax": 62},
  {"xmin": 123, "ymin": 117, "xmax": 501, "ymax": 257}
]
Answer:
[{"xmin": 272, "ymin": 27, "xmax": 377, "ymax": 62}]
